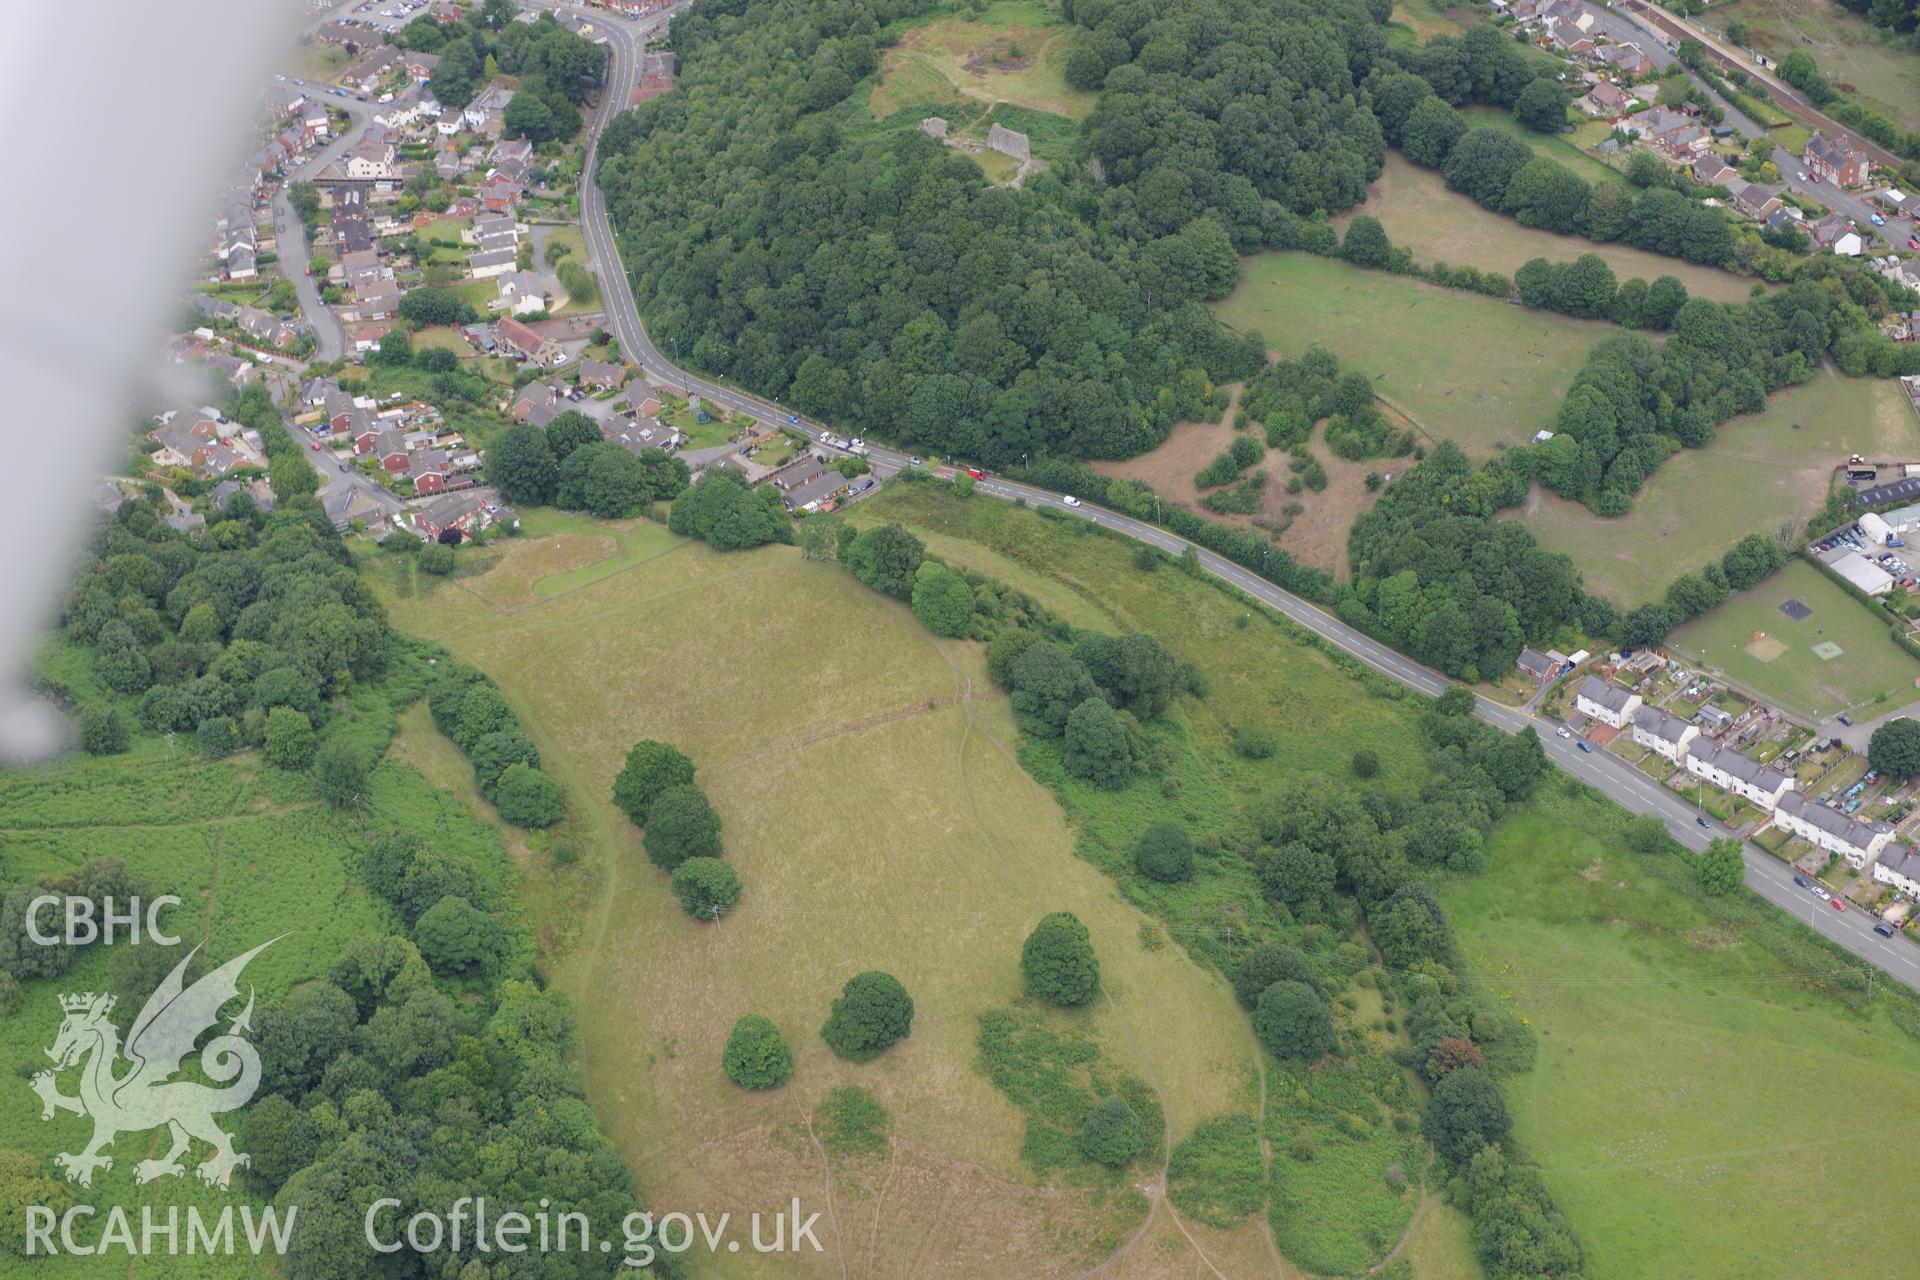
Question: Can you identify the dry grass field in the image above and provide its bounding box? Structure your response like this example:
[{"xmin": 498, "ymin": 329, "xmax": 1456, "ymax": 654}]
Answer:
[{"xmin": 376, "ymin": 528, "xmax": 1269, "ymax": 1278}]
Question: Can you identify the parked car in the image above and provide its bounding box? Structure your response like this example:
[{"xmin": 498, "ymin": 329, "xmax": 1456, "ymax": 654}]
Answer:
[
  {"xmin": 1909, "ymin": 237, "xmax": 1920, "ymax": 250},
  {"xmin": 1875, "ymin": 923, "xmax": 1897, "ymax": 937},
  {"xmin": 1063, "ymin": 495, "xmax": 1082, "ymax": 508},
  {"xmin": 1870, "ymin": 213, "xmax": 1886, "ymax": 225},
  {"xmin": 1793, "ymin": 874, "xmax": 1811, "ymax": 888},
  {"xmin": 1838, "ymin": 714, "xmax": 1853, "ymax": 726},
  {"xmin": 1576, "ymin": 740, "xmax": 1593, "ymax": 753},
  {"xmin": 1832, "ymin": 897, "xmax": 1848, "ymax": 912}
]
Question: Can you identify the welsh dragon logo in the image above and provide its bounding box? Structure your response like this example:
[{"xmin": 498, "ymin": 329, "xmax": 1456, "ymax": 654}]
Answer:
[{"xmin": 30, "ymin": 939, "xmax": 275, "ymax": 1190}]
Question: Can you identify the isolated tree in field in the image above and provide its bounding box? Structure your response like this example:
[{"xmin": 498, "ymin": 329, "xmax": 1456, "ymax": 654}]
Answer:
[
  {"xmin": 820, "ymin": 971, "xmax": 914, "ymax": 1061},
  {"xmin": 613, "ymin": 740, "xmax": 696, "ymax": 825},
  {"xmin": 1021, "ymin": 912, "xmax": 1100, "ymax": 1006},
  {"xmin": 79, "ymin": 706, "xmax": 131, "ymax": 756},
  {"xmin": 1512, "ymin": 78, "xmax": 1567, "ymax": 132},
  {"xmin": 670, "ymin": 857, "xmax": 742, "ymax": 919},
  {"xmin": 489, "ymin": 424, "xmax": 558, "ymax": 506},
  {"xmin": 1231, "ymin": 942, "xmax": 1323, "ymax": 1009},
  {"xmin": 1695, "ymin": 836, "xmax": 1744, "ymax": 897},
  {"xmin": 910, "ymin": 561, "xmax": 975, "ymax": 636},
  {"xmin": 1134, "ymin": 821, "xmax": 1194, "ymax": 883},
  {"xmin": 411, "ymin": 896, "xmax": 506, "ymax": 975},
  {"xmin": 1341, "ymin": 215, "xmax": 1393, "ymax": 268},
  {"xmin": 312, "ymin": 739, "xmax": 368, "ymax": 810},
  {"xmin": 643, "ymin": 785, "xmax": 722, "ymax": 870},
  {"xmin": 494, "ymin": 763, "xmax": 563, "ymax": 828},
  {"xmin": 1351, "ymin": 749, "xmax": 1380, "ymax": 779},
  {"xmin": 263, "ymin": 707, "xmax": 316, "ymax": 770},
  {"xmin": 1080, "ymin": 1096, "xmax": 1145, "ymax": 1168},
  {"xmin": 1063, "ymin": 696, "xmax": 1133, "ymax": 788},
  {"xmin": 1424, "ymin": 1066, "xmax": 1511, "ymax": 1162},
  {"xmin": 1870, "ymin": 718, "xmax": 1920, "ymax": 779},
  {"xmin": 1253, "ymin": 980, "xmax": 1336, "ymax": 1060},
  {"xmin": 722, "ymin": 1014, "xmax": 793, "ymax": 1089}
]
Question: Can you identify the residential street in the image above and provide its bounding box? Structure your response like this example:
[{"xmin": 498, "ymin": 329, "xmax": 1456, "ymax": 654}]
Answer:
[{"xmin": 271, "ymin": 92, "xmax": 371, "ymax": 361}]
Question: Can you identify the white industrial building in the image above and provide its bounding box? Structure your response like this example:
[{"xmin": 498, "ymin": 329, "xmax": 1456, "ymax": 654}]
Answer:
[
  {"xmin": 1828, "ymin": 550, "xmax": 1895, "ymax": 595},
  {"xmin": 1859, "ymin": 511, "xmax": 1894, "ymax": 544}
]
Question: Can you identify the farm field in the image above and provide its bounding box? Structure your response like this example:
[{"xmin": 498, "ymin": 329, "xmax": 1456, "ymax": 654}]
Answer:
[
  {"xmin": 1667, "ymin": 558, "xmax": 1920, "ymax": 721},
  {"xmin": 1213, "ymin": 253, "xmax": 1607, "ymax": 458},
  {"xmin": 377, "ymin": 525, "xmax": 1277, "ymax": 1278},
  {"xmin": 1522, "ymin": 369, "xmax": 1918, "ymax": 605},
  {"xmin": 869, "ymin": 0, "xmax": 1096, "ymax": 122},
  {"xmin": 1438, "ymin": 790, "xmax": 1920, "ymax": 1280},
  {"xmin": 1710, "ymin": 0, "xmax": 1920, "ymax": 134},
  {"xmin": 1338, "ymin": 153, "xmax": 1763, "ymax": 304}
]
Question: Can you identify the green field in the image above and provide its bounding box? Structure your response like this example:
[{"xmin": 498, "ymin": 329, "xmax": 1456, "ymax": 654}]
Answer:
[
  {"xmin": 1711, "ymin": 0, "xmax": 1920, "ymax": 134},
  {"xmin": 1460, "ymin": 105, "xmax": 1630, "ymax": 189},
  {"xmin": 1439, "ymin": 790, "xmax": 1920, "ymax": 1279},
  {"xmin": 1338, "ymin": 153, "xmax": 1763, "ymax": 305},
  {"xmin": 1523, "ymin": 369, "xmax": 1920, "ymax": 605},
  {"xmin": 869, "ymin": 0, "xmax": 1096, "ymax": 122},
  {"xmin": 1213, "ymin": 253, "xmax": 1607, "ymax": 458},
  {"xmin": 1668, "ymin": 558, "xmax": 1920, "ymax": 721},
  {"xmin": 375, "ymin": 517, "xmax": 1279, "ymax": 1277}
]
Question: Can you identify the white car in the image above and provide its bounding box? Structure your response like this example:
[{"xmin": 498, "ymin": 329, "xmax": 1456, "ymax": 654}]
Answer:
[
  {"xmin": 1556, "ymin": 726, "xmax": 1571, "ymax": 739},
  {"xmin": 1813, "ymin": 887, "xmax": 1832, "ymax": 901},
  {"xmin": 1063, "ymin": 495, "xmax": 1082, "ymax": 508},
  {"xmin": 1797, "ymin": 171, "xmax": 1810, "ymax": 182}
]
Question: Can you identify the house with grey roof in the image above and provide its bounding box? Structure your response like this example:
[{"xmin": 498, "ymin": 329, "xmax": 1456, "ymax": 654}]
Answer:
[
  {"xmin": 782, "ymin": 470, "xmax": 848, "ymax": 513},
  {"xmin": 1776, "ymin": 791, "xmax": 1894, "ymax": 869},
  {"xmin": 1576, "ymin": 675, "xmax": 1642, "ymax": 729},
  {"xmin": 1516, "ymin": 648, "xmax": 1557, "ymax": 684},
  {"xmin": 1687, "ymin": 742, "xmax": 1796, "ymax": 811},
  {"xmin": 1630, "ymin": 705, "xmax": 1700, "ymax": 764},
  {"xmin": 1872, "ymin": 844, "xmax": 1920, "ymax": 897}
]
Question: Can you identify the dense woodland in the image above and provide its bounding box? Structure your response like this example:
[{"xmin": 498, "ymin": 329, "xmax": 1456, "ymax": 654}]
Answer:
[{"xmin": 595, "ymin": 0, "xmax": 1400, "ymax": 464}]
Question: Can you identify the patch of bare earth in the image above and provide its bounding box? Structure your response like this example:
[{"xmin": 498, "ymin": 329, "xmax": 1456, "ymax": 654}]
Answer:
[{"xmin": 1092, "ymin": 388, "xmax": 1384, "ymax": 579}]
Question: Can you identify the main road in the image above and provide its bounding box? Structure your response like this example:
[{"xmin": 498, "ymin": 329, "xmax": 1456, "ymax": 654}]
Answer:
[{"xmin": 568, "ymin": 5, "xmax": 1920, "ymax": 992}]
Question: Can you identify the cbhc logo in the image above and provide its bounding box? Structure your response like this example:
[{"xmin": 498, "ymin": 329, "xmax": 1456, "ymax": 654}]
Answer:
[{"xmin": 25, "ymin": 896, "xmax": 182, "ymax": 946}]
